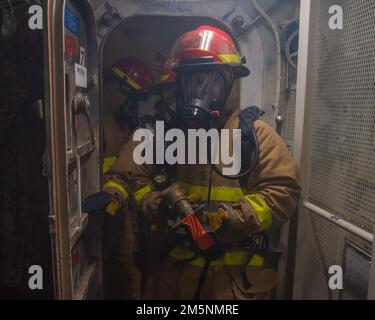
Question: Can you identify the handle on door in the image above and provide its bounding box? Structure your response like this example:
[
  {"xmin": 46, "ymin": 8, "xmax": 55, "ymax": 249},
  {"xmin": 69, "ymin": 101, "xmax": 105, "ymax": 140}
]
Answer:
[
  {"xmin": 275, "ymin": 115, "xmax": 284, "ymax": 136},
  {"xmin": 72, "ymin": 95, "xmax": 96, "ymax": 148}
]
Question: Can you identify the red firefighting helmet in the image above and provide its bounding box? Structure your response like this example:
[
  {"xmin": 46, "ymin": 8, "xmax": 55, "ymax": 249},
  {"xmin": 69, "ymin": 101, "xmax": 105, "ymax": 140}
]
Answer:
[
  {"xmin": 169, "ymin": 25, "xmax": 250, "ymax": 78},
  {"xmin": 151, "ymin": 57, "xmax": 177, "ymax": 94},
  {"xmin": 110, "ymin": 57, "xmax": 154, "ymax": 94},
  {"xmin": 158, "ymin": 57, "xmax": 177, "ymax": 85}
]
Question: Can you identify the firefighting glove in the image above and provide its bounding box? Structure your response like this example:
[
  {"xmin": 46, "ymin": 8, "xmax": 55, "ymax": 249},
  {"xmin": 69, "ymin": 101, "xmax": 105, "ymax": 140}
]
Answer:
[
  {"xmin": 216, "ymin": 200, "xmax": 263, "ymax": 244},
  {"xmin": 201, "ymin": 204, "xmax": 237, "ymax": 232},
  {"xmin": 140, "ymin": 190, "xmax": 202, "ymax": 223},
  {"xmin": 82, "ymin": 192, "xmax": 120, "ymax": 217}
]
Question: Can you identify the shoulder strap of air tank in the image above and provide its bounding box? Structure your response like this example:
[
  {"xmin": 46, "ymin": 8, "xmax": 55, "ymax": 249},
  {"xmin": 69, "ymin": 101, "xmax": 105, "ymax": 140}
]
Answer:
[
  {"xmin": 238, "ymin": 106, "xmax": 265, "ymax": 189},
  {"xmin": 239, "ymin": 106, "xmax": 265, "ymax": 128}
]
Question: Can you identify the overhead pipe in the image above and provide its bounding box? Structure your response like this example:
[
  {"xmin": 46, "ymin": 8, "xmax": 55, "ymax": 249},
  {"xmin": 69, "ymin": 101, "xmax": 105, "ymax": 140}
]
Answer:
[{"xmin": 251, "ymin": 0, "xmax": 282, "ymax": 125}]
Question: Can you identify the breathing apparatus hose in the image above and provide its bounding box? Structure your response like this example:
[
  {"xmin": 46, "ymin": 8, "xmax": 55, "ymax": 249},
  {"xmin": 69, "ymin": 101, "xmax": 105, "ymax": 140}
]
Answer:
[{"xmin": 209, "ymin": 114, "xmax": 260, "ymax": 181}]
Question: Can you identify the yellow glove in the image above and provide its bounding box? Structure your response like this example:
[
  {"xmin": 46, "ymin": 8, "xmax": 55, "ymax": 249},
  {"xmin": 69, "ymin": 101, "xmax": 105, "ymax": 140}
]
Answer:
[
  {"xmin": 202, "ymin": 208, "xmax": 230, "ymax": 232},
  {"xmin": 105, "ymin": 199, "xmax": 120, "ymax": 216}
]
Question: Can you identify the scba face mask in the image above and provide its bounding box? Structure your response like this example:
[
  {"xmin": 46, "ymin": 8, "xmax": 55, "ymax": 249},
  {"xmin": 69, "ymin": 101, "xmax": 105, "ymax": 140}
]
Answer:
[
  {"xmin": 177, "ymin": 67, "xmax": 234, "ymax": 129},
  {"xmin": 161, "ymin": 84, "xmax": 177, "ymax": 115},
  {"xmin": 154, "ymin": 84, "xmax": 178, "ymax": 129}
]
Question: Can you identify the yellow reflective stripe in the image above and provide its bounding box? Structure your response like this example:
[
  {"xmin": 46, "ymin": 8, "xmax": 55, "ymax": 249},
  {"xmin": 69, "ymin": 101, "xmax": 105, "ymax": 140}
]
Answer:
[
  {"xmin": 103, "ymin": 157, "xmax": 117, "ymax": 174},
  {"xmin": 112, "ymin": 67, "xmax": 142, "ymax": 90},
  {"xmin": 112, "ymin": 67, "xmax": 127, "ymax": 79},
  {"xmin": 150, "ymin": 224, "xmax": 158, "ymax": 232},
  {"xmin": 103, "ymin": 181, "xmax": 129, "ymax": 200},
  {"xmin": 134, "ymin": 183, "xmax": 154, "ymax": 205},
  {"xmin": 159, "ymin": 73, "xmax": 170, "ymax": 82},
  {"xmin": 218, "ymin": 54, "xmax": 241, "ymax": 64},
  {"xmin": 244, "ymin": 194, "xmax": 272, "ymax": 231},
  {"xmin": 179, "ymin": 182, "xmax": 245, "ymax": 202},
  {"xmin": 169, "ymin": 246, "xmax": 264, "ymax": 267},
  {"xmin": 125, "ymin": 75, "xmax": 142, "ymax": 91}
]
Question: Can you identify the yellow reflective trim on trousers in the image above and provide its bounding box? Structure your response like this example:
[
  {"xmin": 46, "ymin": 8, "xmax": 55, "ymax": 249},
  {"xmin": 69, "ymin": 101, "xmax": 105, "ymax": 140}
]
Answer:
[
  {"xmin": 169, "ymin": 246, "xmax": 264, "ymax": 267},
  {"xmin": 134, "ymin": 183, "xmax": 154, "ymax": 205},
  {"xmin": 103, "ymin": 157, "xmax": 117, "ymax": 174},
  {"xmin": 103, "ymin": 181, "xmax": 129, "ymax": 200},
  {"xmin": 179, "ymin": 182, "xmax": 245, "ymax": 202},
  {"xmin": 244, "ymin": 194, "xmax": 272, "ymax": 231},
  {"xmin": 112, "ymin": 67, "xmax": 142, "ymax": 90}
]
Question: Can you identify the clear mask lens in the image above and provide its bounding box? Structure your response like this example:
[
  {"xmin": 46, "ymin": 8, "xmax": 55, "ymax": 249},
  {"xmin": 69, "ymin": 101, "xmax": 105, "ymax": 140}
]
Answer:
[{"xmin": 182, "ymin": 70, "xmax": 227, "ymax": 112}]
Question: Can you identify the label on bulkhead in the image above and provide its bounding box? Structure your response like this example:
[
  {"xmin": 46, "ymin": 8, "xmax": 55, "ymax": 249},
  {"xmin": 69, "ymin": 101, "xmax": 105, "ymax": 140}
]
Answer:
[{"xmin": 75, "ymin": 63, "xmax": 87, "ymax": 88}]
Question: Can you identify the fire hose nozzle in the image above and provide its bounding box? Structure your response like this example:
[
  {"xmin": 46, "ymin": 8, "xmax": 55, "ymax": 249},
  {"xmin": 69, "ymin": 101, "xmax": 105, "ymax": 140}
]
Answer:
[
  {"xmin": 161, "ymin": 183, "xmax": 193, "ymax": 217},
  {"xmin": 161, "ymin": 183, "xmax": 216, "ymax": 252}
]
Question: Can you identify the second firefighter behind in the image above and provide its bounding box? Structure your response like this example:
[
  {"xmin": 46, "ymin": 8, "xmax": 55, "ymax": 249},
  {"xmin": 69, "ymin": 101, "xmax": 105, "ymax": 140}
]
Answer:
[{"xmin": 100, "ymin": 57, "xmax": 154, "ymax": 299}]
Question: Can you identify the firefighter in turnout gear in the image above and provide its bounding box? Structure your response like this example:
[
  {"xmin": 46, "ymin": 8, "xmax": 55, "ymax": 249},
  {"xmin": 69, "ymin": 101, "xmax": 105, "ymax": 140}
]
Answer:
[
  {"xmin": 85, "ymin": 57, "xmax": 154, "ymax": 299},
  {"xmin": 103, "ymin": 57, "xmax": 155, "ymax": 174},
  {"xmin": 84, "ymin": 25, "xmax": 301, "ymax": 300},
  {"xmin": 153, "ymin": 58, "xmax": 178, "ymax": 128}
]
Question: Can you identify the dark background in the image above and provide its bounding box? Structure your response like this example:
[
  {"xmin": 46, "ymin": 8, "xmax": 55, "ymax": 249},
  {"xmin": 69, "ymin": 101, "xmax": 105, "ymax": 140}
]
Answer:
[{"xmin": 0, "ymin": 0, "xmax": 53, "ymax": 299}]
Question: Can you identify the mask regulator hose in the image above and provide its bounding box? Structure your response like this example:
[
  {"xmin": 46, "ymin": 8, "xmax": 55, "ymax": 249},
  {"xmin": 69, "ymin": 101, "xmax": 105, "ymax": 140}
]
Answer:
[{"xmin": 209, "ymin": 111, "xmax": 260, "ymax": 180}]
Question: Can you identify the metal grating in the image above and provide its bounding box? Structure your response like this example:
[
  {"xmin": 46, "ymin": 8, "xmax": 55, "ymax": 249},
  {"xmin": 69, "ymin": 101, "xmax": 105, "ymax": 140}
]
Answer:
[
  {"xmin": 308, "ymin": 0, "xmax": 375, "ymax": 234},
  {"xmin": 300, "ymin": 210, "xmax": 339, "ymax": 299},
  {"xmin": 298, "ymin": 209, "xmax": 372, "ymax": 300},
  {"xmin": 286, "ymin": 85, "xmax": 297, "ymax": 152}
]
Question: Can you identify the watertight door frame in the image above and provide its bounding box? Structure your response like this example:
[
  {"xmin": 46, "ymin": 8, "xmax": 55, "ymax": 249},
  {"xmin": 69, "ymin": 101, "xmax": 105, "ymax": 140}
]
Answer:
[{"xmin": 44, "ymin": 0, "xmax": 102, "ymax": 300}]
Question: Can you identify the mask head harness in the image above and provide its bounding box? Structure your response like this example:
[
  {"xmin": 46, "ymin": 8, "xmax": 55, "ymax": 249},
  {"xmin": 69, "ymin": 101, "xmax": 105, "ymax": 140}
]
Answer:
[{"xmin": 152, "ymin": 60, "xmax": 179, "ymax": 127}]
